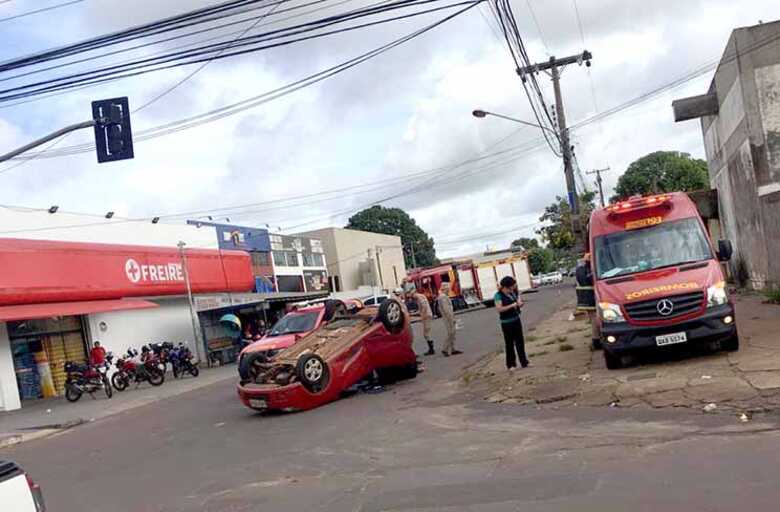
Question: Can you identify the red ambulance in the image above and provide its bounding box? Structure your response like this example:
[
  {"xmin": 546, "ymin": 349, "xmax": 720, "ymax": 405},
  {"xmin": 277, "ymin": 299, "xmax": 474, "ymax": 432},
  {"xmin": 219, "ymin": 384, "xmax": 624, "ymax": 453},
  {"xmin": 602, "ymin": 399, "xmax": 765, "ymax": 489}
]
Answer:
[{"xmin": 587, "ymin": 192, "xmax": 738, "ymax": 369}]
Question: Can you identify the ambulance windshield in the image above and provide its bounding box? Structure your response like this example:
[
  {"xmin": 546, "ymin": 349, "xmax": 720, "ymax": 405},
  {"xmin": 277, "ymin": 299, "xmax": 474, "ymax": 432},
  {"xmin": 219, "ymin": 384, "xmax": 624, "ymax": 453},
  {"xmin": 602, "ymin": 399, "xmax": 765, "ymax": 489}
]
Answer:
[{"xmin": 595, "ymin": 217, "xmax": 712, "ymax": 279}]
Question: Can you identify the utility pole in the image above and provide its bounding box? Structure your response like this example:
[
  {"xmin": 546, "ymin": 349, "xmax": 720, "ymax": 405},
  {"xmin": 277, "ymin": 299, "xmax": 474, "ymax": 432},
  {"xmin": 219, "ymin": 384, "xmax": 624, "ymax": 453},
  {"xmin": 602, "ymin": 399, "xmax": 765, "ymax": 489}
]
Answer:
[
  {"xmin": 178, "ymin": 241, "xmax": 203, "ymax": 365},
  {"xmin": 586, "ymin": 167, "xmax": 610, "ymax": 207},
  {"xmin": 518, "ymin": 51, "xmax": 592, "ymax": 251},
  {"xmin": 406, "ymin": 240, "xmax": 417, "ymax": 269}
]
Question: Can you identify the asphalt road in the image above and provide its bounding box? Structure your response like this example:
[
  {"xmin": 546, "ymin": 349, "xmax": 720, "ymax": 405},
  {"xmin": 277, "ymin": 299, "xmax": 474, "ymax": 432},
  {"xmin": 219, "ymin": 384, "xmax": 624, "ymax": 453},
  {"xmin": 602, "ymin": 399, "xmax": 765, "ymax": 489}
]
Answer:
[{"xmin": 5, "ymin": 284, "xmax": 780, "ymax": 511}]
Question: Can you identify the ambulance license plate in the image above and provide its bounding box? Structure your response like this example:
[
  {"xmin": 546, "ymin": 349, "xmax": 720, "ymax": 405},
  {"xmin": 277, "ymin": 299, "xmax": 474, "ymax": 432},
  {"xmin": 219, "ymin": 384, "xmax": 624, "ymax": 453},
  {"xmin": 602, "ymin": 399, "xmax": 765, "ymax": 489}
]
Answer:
[
  {"xmin": 249, "ymin": 398, "xmax": 267, "ymax": 409},
  {"xmin": 656, "ymin": 332, "xmax": 687, "ymax": 346}
]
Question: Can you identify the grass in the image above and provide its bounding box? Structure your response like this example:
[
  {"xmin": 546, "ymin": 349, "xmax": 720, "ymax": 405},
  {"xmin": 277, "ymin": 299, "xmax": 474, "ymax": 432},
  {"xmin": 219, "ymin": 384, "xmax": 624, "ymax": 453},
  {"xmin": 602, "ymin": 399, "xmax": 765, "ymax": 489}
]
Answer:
[
  {"xmin": 556, "ymin": 336, "xmax": 568, "ymax": 343},
  {"xmin": 764, "ymin": 288, "xmax": 780, "ymax": 304},
  {"xmin": 529, "ymin": 350, "xmax": 548, "ymax": 357},
  {"xmin": 559, "ymin": 343, "xmax": 574, "ymax": 352}
]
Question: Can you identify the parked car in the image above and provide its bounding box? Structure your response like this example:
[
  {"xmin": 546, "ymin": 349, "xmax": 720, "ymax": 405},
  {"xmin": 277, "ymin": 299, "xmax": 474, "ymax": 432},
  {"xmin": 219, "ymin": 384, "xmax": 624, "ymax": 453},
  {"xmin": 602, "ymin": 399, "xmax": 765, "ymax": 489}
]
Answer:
[
  {"xmin": 541, "ymin": 272, "xmax": 564, "ymax": 285},
  {"xmin": 0, "ymin": 460, "xmax": 45, "ymax": 511},
  {"xmin": 237, "ymin": 298, "xmax": 417, "ymax": 412},
  {"xmin": 531, "ymin": 275, "xmax": 542, "ymax": 287},
  {"xmin": 238, "ymin": 300, "xmax": 349, "ymax": 379}
]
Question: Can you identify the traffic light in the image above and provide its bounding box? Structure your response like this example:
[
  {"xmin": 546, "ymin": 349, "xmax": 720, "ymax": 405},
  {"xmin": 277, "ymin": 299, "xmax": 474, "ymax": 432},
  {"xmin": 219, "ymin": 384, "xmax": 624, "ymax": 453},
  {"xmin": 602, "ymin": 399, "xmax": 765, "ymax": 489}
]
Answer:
[{"xmin": 92, "ymin": 97, "xmax": 134, "ymax": 163}]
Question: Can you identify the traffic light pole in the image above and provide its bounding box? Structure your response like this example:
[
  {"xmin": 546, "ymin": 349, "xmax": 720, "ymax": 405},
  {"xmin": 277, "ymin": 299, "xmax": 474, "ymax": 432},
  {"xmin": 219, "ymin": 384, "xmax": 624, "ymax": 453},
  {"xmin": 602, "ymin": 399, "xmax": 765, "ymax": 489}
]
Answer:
[
  {"xmin": 0, "ymin": 119, "xmax": 96, "ymax": 164},
  {"xmin": 518, "ymin": 51, "xmax": 592, "ymax": 252}
]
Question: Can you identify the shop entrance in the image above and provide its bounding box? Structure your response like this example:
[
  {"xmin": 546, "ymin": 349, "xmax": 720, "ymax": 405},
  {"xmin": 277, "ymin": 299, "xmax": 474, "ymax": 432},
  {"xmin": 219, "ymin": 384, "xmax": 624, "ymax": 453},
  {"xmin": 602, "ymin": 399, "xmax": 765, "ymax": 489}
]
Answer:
[{"xmin": 8, "ymin": 315, "xmax": 88, "ymax": 400}]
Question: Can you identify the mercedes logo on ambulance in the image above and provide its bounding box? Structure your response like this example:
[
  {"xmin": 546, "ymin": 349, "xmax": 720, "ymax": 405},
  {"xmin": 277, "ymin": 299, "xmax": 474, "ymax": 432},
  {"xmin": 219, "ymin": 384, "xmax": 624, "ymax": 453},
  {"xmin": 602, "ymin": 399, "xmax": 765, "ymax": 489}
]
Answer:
[{"xmin": 656, "ymin": 299, "xmax": 674, "ymax": 316}]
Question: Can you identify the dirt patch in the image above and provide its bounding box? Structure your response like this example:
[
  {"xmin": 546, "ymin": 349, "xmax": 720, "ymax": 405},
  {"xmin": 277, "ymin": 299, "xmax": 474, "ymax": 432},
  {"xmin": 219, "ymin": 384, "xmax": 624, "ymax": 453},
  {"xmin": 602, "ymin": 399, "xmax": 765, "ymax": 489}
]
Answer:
[{"xmin": 462, "ymin": 294, "xmax": 780, "ymax": 415}]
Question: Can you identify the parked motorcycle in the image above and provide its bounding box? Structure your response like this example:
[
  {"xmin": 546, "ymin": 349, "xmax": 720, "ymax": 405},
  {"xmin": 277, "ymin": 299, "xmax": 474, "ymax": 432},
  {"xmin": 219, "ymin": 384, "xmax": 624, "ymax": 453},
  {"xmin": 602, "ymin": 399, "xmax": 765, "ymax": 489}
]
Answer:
[
  {"xmin": 171, "ymin": 343, "xmax": 199, "ymax": 378},
  {"xmin": 111, "ymin": 347, "xmax": 164, "ymax": 391},
  {"xmin": 64, "ymin": 356, "xmax": 113, "ymax": 402}
]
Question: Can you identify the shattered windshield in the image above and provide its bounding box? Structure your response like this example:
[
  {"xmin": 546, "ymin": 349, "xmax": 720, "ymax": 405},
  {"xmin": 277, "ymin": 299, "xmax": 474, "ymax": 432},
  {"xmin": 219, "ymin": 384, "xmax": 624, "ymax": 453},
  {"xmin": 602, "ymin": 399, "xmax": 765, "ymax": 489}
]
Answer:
[
  {"xmin": 595, "ymin": 217, "xmax": 712, "ymax": 279},
  {"xmin": 267, "ymin": 312, "xmax": 319, "ymax": 336}
]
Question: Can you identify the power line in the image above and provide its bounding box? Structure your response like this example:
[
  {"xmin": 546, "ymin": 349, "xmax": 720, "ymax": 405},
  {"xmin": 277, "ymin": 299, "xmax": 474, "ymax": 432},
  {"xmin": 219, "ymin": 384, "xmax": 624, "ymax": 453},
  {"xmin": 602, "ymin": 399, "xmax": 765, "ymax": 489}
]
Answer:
[
  {"xmin": 0, "ymin": 0, "xmax": 83, "ymax": 24},
  {"xmin": 523, "ymin": 0, "xmax": 549, "ymax": 55},
  {"xmin": 5, "ymin": 2, "xmax": 482, "ymax": 161},
  {"xmin": 571, "ymin": 0, "xmax": 598, "ymax": 112},
  {"xmin": 133, "ymin": 0, "xmax": 288, "ymax": 113}
]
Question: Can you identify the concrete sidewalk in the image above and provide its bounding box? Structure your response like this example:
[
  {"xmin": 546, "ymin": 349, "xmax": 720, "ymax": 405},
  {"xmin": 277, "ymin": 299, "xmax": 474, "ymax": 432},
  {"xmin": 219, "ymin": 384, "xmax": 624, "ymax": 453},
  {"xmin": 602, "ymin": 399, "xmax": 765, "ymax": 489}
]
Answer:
[{"xmin": 0, "ymin": 365, "xmax": 236, "ymax": 448}]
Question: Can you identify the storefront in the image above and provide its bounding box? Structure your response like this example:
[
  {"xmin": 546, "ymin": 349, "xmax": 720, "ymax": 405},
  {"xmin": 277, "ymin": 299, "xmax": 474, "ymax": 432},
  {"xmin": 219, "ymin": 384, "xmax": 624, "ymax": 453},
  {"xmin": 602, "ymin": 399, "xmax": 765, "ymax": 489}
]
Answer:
[{"xmin": 0, "ymin": 238, "xmax": 254, "ymax": 411}]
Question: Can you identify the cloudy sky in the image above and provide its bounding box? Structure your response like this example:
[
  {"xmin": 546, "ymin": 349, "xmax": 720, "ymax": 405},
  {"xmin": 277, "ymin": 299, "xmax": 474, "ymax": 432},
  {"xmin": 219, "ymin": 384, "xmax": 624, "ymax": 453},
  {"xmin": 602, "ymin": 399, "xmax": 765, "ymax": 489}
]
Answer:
[{"xmin": 0, "ymin": 0, "xmax": 777, "ymax": 257}]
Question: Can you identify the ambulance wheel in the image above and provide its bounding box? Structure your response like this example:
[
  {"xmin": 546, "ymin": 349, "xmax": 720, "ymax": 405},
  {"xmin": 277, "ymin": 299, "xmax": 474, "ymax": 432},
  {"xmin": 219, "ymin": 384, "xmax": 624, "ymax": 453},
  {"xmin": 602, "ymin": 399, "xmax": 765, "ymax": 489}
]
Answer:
[
  {"xmin": 323, "ymin": 299, "xmax": 348, "ymax": 321},
  {"xmin": 722, "ymin": 334, "xmax": 739, "ymax": 352},
  {"xmin": 604, "ymin": 349, "xmax": 623, "ymax": 370},
  {"xmin": 378, "ymin": 299, "xmax": 405, "ymax": 334},
  {"xmin": 296, "ymin": 354, "xmax": 330, "ymax": 393}
]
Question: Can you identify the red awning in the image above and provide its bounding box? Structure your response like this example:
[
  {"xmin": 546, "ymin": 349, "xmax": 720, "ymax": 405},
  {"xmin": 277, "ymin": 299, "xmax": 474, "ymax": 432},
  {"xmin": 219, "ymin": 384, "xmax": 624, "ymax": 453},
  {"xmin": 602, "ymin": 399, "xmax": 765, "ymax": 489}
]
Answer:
[{"xmin": 0, "ymin": 299, "xmax": 159, "ymax": 322}]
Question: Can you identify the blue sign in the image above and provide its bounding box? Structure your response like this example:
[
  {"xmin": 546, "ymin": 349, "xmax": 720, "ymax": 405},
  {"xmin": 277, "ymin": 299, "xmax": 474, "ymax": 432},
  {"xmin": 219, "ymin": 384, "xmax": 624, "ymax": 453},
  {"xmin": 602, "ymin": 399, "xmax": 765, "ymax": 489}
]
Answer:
[{"xmin": 187, "ymin": 221, "xmax": 271, "ymax": 252}]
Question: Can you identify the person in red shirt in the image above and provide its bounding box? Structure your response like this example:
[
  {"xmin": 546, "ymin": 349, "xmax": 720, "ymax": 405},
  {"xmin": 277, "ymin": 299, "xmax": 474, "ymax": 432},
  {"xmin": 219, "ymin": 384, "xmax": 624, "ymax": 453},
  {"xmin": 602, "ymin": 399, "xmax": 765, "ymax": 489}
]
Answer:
[{"xmin": 89, "ymin": 341, "xmax": 107, "ymax": 366}]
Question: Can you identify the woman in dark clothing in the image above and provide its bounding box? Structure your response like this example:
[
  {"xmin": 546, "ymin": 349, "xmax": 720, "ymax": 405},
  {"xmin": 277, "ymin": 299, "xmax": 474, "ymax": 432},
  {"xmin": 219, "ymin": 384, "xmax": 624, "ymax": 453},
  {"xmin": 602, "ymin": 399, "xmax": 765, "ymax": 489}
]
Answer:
[{"xmin": 494, "ymin": 276, "xmax": 529, "ymax": 370}]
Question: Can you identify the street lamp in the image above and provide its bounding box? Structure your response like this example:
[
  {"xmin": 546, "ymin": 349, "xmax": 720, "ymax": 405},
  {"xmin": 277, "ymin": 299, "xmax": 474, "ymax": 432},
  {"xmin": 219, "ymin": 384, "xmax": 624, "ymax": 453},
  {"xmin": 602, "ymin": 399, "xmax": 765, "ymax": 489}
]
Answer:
[{"xmin": 471, "ymin": 109, "xmax": 558, "ymax": 135}]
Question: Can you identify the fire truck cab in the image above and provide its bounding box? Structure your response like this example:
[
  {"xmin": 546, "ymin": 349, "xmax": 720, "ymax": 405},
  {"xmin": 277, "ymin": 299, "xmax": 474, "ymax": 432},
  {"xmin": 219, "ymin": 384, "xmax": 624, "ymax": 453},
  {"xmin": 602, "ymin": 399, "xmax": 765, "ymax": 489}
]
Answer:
[{"xmin": 587, "ymin": 192, "xmax": 738, "ymax": 369}]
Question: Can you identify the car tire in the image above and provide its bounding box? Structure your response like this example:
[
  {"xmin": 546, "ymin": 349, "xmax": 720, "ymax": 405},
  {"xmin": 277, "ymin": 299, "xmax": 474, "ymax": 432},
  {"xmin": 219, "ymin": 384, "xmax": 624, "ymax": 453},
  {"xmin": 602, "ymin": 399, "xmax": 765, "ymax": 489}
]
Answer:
[
  {"xmin": 591, "ymin": 338, "xmax": 602, "ymax": 350},
  {"xmin": 323, "ymin": 299, "xmax": 348, "ymax": 322},
  {"xmin": 378, "ymin": 298, "xmax": 406, "ymax": 334},
  {"xmin": 295, "ymin": 353, "xmax": 330, "ymax": 393},
  {"xmin": 722, "ymin": 334, "xmax": 739, "ymax": 352},
  {"xmin": 604, "ymin": 349, "xmax": 623, "ymax": 370},
  {"xmin": 238, "ymin": 352, "xmax": 264, "ymax": 382},
  {"xmin": 397, "ymin": 363, "xmax": 418, "ymax": 380}
]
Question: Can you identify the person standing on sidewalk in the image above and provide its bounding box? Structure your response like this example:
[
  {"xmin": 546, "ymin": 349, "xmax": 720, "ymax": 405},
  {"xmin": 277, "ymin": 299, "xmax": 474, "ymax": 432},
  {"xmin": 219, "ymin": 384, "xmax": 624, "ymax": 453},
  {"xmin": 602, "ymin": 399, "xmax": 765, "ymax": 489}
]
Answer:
[
  {"xmin": 437, "ymin": 283, "xmax": 462, "ymax": 357},
  {"xmin": 494, "ymin": 276, "xmax": 528, "ymax": 370},
  {"xmin": 410, "ymin": 289, "xmax": 436, "ymax": 355},
  {"xmin": 89, "ymin": 341, "xmax": 107, "ymax": 366}
]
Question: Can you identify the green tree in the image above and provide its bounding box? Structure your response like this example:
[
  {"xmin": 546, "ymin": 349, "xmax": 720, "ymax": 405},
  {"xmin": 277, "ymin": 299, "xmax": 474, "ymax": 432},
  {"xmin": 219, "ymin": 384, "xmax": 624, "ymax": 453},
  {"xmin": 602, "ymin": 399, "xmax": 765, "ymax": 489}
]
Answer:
[
  {"xmin": 527, "ymin": 247, "xmax": 555, "ymax": 274},
  {"xmin": 346, "ymin": 206, "xmax": 436, "ymax": 268},
  {"xmin": 510, "ymin": 237, "xmax": 539, "ymax": 250},
  {"xmin": 612, "ymin": 151, "xmax": 709, "ymax": 201},
  {"xmin": 536, "ymin": 191, "xmax": 597, "ymax": 251}
]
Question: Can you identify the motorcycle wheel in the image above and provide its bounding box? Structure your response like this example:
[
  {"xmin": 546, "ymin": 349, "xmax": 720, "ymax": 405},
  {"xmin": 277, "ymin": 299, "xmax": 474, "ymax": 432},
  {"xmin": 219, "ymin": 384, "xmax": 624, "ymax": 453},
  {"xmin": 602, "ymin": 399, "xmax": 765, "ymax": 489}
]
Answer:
[
  {"xmin": 148, "ymin": 369, "xmax": 165, "ymax": 386},
  {"xmin": 103, "ymin": 375, "xmax": 113, "ymax": 399},
  {"xmin": 111, "ymin": 372, "xmax": 128, "ymax": 392},
  {"xmin": 189, "ymin": 365, "xmax": 199, "ymax": 378},
  {"xmin": 65, "ymin": 382, "xmax": 82, "ymax": 402}
]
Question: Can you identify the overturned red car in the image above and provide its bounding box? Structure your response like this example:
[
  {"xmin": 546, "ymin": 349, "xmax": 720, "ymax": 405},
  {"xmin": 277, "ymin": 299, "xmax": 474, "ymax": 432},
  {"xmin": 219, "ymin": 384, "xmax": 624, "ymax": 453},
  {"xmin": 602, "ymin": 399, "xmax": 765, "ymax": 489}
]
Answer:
[{"xmin": 237, "ymin": 298, "xmax": 416, "ymax": 412}]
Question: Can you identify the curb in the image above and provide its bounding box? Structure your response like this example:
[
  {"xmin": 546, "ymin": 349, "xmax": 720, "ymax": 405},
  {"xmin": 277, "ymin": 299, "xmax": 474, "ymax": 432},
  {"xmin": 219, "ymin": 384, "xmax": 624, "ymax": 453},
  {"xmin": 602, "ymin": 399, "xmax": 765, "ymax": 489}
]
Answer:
[{"xmin": 0, "ymin": 428, "xmax": 61, "ymax": 449}]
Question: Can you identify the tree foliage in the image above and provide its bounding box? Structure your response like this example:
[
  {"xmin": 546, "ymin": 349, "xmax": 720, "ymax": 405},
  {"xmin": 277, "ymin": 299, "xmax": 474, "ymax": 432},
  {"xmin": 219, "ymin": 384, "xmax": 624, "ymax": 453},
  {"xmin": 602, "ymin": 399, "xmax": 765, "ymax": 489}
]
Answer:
[
  {"xmin": 527, "ymin": 247, "xmax": 555, "ymax": 275},
  {"xmin": 536, "ymin": 191, "xmax": 597, "ymax": 251},
  {"xmin": 346, "ymin": 205, "xmax": 436, "ymax": 268},
  {"xmin": 612, "ymin": 151, "xmax": 709, "ymax": 201},
  {"xmin": 510, "ymin": 237, "xmax": 539, "ymax": 250}
]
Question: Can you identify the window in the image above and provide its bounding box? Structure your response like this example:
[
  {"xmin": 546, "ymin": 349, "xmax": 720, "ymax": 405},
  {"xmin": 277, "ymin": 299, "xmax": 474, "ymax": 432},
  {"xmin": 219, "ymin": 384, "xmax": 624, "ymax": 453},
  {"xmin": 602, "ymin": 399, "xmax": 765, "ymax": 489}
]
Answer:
[
  {"xmin": 251, "ymin": 252, "xmax": 270, "ymax": 267},
  {"xmin": 277, "ymin": 275, "xmax": 303, "ymax": 292},
  {"xmin": 595, "ymin": 217, "xmax": 713, "ymax": 279},
  {"xmin": 272, "ymin": 251, "xmax": 299, "ymax": 267},
  {"xmin": 302, "ymin": 252, "xmax": 324, "ymax": 267},
  {"xmin": 267, "ymin": 312, "xmax": 319, "ymax": 337}
]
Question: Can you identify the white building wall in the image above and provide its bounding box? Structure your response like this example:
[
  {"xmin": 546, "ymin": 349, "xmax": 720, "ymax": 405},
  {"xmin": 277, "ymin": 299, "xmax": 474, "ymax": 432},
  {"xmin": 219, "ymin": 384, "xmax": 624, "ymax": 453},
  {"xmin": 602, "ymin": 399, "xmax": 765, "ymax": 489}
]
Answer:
[
  {"xmin": 0, "ymin": 207, "xmax": 218, "ymax": 249},
  {"xmin": 0, "ymin": 322, "xmax": 21, "ymax": 411},
  {"xmin": 297, "ymin": 228, "xmax": 406, "ymax": 292},
  {"xmin": 85, "ymin": 298, "xmax": 198, "ymax": 361}
]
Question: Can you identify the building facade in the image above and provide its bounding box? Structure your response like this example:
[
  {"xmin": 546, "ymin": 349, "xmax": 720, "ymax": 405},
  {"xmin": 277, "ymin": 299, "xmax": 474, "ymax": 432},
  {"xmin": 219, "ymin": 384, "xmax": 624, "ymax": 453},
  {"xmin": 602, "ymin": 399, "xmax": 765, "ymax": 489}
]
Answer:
[
  {"xmin": 296, "ymin": 228, "xmax": 406, "ymax": 292},
  {"xmin": 673, "ymin": 20, "xmax": 780, "ymax": 290}
]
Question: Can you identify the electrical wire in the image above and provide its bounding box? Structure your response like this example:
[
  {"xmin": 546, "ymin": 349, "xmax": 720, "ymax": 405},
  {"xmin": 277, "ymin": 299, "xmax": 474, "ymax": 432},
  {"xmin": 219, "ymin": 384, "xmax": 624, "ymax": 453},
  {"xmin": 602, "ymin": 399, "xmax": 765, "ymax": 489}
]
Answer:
[
  {"xmin": 0, "ymin": 0, "xmax": 474, "ymax": 102},
  {"xmin": 6, "ymin": 1, "xmax": 483, "ymax": 161},
  {"xmin": 133, "ymin": 0, "xmax": 288, "ymax": 113},
  {"xmin": 523, "ymin": 0, "xmax": 549, "ymax": 55},
  {"xmin": 571, "ymin": 0, "xmax": 598, "ymax": 112},
  {"xmin": 0, "ymin": 0, "xmax": 83, "ymax": 24}
]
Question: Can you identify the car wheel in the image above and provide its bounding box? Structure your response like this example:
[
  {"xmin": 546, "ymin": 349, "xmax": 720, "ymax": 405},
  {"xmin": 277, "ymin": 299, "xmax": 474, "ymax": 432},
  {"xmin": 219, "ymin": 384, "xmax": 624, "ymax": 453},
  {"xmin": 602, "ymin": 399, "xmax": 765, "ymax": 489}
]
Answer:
[
  {"xmin": 591, "ymin": 338, "xmax": 602, "ymax": 350},
  {"xmin": 604, "ymin": 349, "xmax": 623, "ymax": 370},
  {"xmin": 378, "ymin": 298, "xmax": 405, "ymax": 334},
  {"xmin": 295, "ymin": 353, "xmax": 330, "ymax": 393},
  {"xmin": 721, "ymin": 334, "xmax": 739, "ymax": 352},
  {"xmin": 323, "ymin": 299, "xmax": 348, "ymax": 321}
]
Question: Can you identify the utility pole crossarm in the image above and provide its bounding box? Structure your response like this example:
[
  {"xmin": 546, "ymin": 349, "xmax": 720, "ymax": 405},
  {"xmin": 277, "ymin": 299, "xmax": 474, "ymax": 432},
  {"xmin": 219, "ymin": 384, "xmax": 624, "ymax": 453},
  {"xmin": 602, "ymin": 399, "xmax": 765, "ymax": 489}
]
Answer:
[
  {"xmin": 517, "ymin": 51, "xmax": 592, "ymax": 76},
  {"xmin": 586, "ymin": 167, "xmax": 610, "ymax": 207}
]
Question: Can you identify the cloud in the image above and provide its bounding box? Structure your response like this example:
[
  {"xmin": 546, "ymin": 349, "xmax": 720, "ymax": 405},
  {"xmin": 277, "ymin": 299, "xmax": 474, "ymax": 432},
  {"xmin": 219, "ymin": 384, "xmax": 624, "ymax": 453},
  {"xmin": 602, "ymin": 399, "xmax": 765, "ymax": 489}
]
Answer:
[{"xmin": 0, "ymin": 0, "xmax": 777, "ymax": 261}]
